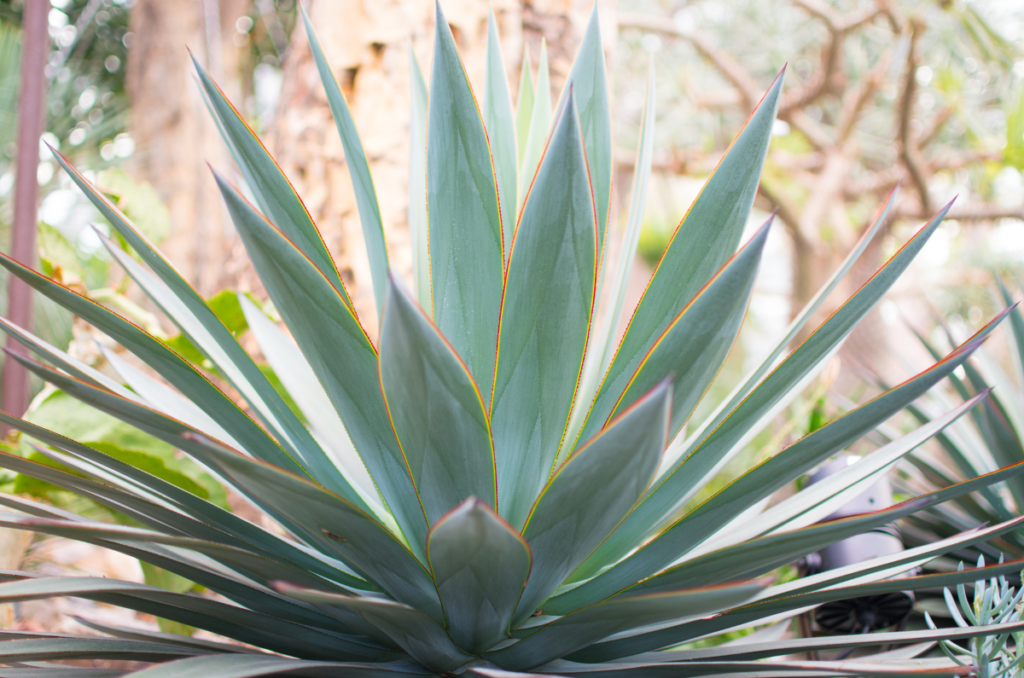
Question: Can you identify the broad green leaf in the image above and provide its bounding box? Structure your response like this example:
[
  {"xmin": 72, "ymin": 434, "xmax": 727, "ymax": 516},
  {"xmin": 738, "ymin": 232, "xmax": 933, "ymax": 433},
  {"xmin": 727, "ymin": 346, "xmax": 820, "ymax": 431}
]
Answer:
[
  {"xmin": 577, "ymin": 463, "xmax": 1024, "ymax": 661},
  {"xmin": 556, "ymin": 5, "xmax": 612, "ymax": 254},
  {"xmin": 214, "ymin": 172, "xmax": 430, "ymax": 560},
  {"xmin": 0, "ymin": 575, "xmax": 388, "ymax": 660},
  {"xmin": 302, "ymin": 9, "xmax": 389, "ymax": 319},
  {"xmin": 191, "ymin": 57, "xmax": 350, "ymax": 304},
  {"xmin": 584, "ymin": 71, "xmax": 784, "ymax": 452},
  {"xmin": 0, "ymin": 253, "xmax": 304, "ymax": 477},
  {"xmin": 427, "ymin": 1, "xmax": 504, "ymax": 394},
  {"xmin": 0, "ymin": 410, "xmax": 363, "ymax": 589},
  {"xmin": 117, "ymin": 655, "xmax": 433, "ymax": 678},
  {"xmin": 482, "ymin": 7, "xmax": 518, "ymax": 262},
  {"xmin": 426, "ymin": 499, "xmax": 531, "ymax": 653},
  {"xmin": 561, "ymin": 60, "xmax": 656, "ymax": 467},
  {"xmin": 408, "ymin": 47, "xmax": 431, "ymax": 314},
  {"xmin": 488, "ymin": 581, "xmax": 763, "ymax": 671},
  {"xmin": 238, "ymin": 295, "xmax": 384, "ymax": 519},
  {"xmin": 188, "ymin": 434, "xmax": 443, "ymax": 621},
  {"xmin": 517, "ymin": 40, "xmax": 550, "ymax": 205},
  {"xmin": 278, "ymin": 583, "xmax": 472, "ymax": 673},
  {"xmin": 490, "ymin": 93, "xmax": 597, "ymax": 529},
  {"xmin": 94, "ymin": 166, "xmax": 171, "ymax": 246},
  {"xmin": 513, "ymin": 382, "xmax": 669, "ymax": 626},
  {"xmin": 515, "ymin": 47, "xmax": 534, "ymax": 166},
  {"xmin": 578, "ymin": 217, "xmax": 772, "ymax": 446},
  {"xmin": 379, "ymin": 276, "xmax": 496, "ymax": 523},
  {"xmin": 547, "ymin": 308, "xmax": 1008, "ymax": 615},
  {"xmin": 578, "ymin": 195, "xmax": 946, "ymax": 579}
]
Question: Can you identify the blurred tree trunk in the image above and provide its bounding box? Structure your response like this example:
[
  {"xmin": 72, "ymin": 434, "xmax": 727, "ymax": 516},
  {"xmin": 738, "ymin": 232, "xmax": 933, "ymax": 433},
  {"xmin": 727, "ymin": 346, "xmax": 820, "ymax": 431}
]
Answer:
[
  {"xmin": 263, "ymin": 0, "xmax": 613, "ymax": 339},
  {"xmin": 126, "ymin": 0, "xmax": 250, "ymax": 297}
]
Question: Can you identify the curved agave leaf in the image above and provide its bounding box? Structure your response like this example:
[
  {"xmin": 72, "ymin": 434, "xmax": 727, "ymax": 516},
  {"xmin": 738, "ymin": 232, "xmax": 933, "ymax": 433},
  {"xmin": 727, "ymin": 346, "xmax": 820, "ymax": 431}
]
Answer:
[
  {"xmin": 0, "ymin": 637, "xmax": 205, "ymax": 663},
  {"xmin": 577, "ymin": 197, "xmax": 950, "ymax": 580},
  {"xmin": 49, "ymin": 150, "xmax": 332, "ymax": 500},
  {"xmin": 191, "ymin": 57, "xmax": 350, "ymax": 304},
  {"xmin": 488, "ymin": 580, "xmax": 763, "ymax": 670},
  {"xmin": 547, "ymin": 307, "xmax": 1010, "ymax": 615},
  {"xmin": 482, "ymin": 7, "xmax": 518, "ymax": 261},
  {"xmin": 408, "ymin": 46, "xmax": 431, "ymax": 313},
  {"xmin": 556, "ymin": 4, "xmax": 612, "ymax": 255},
  {"xmin": 278, "ymin": 583, "xmax": 471, "ymax": 673},
  {"xmin": 491, "ymin": 92, "xmax": 598, "ymax": 529},
  {"xmin": 0, "ymin": 253, "xmax": 303, "ymax": 477},
  {"xmin": 580, "ymin": 216, "xmax": 772, "ymax": 447},
  {"xmin": 580, "ymin": 70, "xmax": 783, "ymax": 453},
  {"xmin": 213, "ymin": 172, "xmax": 429, "ymax": 559},
  {"xmin": 379, "ymin": 276, "xmax": 496, "ymax": 522},
  {"xmin": 517, "ymin": 40, "xmax": 551, "ymax": 205},
  {"xmin": 114, "ymin": 655, "xmax": 433, "ymax": 678},
  {"xmin": 515, "ymin": 47, "xmax": 535, "ymax": 166},
  {"xmin": 301, "ymin": 9, "xmax": 388, "ymax": 320},
  {"xmin": 513, "ymin": 382, "xmax": 670, "ymax": 626},
  {"xmin": 427, "ymin": 0, "xmax": 504, "ymax": 394},
  {"xmin": 426, "ymin": 499, "xmax": 531, "ymax": 653}
]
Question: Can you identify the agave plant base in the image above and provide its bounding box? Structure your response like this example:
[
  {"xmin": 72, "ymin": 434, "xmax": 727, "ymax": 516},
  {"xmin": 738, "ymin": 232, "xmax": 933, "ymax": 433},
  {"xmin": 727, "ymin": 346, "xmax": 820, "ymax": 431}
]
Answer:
[{"xmin": 0, "ymin": 3, "xmax": 1021, "ymax": 677}]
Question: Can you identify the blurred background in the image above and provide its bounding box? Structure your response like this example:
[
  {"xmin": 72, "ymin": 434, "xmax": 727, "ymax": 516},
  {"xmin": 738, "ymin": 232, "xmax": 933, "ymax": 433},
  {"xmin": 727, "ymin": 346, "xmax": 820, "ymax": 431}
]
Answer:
[{"xmin": 1, "ymin": 0, "xmax": 1023, "ymax": 641}]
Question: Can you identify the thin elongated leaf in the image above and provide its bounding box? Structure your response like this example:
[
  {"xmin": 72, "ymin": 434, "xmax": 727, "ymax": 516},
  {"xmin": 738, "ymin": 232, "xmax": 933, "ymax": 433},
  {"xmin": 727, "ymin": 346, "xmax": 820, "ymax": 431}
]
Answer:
[
  {"xmin": 191, "ymin": 58, "xmax": 349, "ymax": 303},
  {"xmin": 426, "ymin": 499, "xmax": 531, "ymax": 653},
  {"xmin": 302, "ymin": 10, "xmax": 388, "ymax": 319},
  {"xmin": 482, "ymin": 7, "xmax": 518, "ymax": 261},
  {"xmin": 584, "ymin": 71, "xmax": 784, "ymax": 451},
  {"xmin": 515, "ymin": 47, "xmax": 534, "ymax": 165},
  {"xmin": 72, "ymin": 616, "xmax": 268, "ymax": 654},
  {"xmin": 580, "ymin": 198, "xmax": 951, "ymax": 579},
  {"xmin": 513, "ymin": 382, "xmax": 670, "ymax": 626},
  {"xmin": 119, "ymin": 656, "xmax": 432, "ymax": 678},
  {"xmin": 696, "ymin": 391, "xmax": 988, "ymax": 553},
  {"xmin": 379, "ymin": 276, "xmax": 496, "ymax": 522},
  {"xmin": 546, "ymin": 657, "xmax": 972, "ymax": 677},
  {"xmin": 547, "ymin": 308, "xmax": 1008, "ymax": 615},
  {"xmin": 214, "ymin": 172, "xmax": 429, "ymax": 560},
  {"xmin": 0, "ymin": 410, "xmax": 364, "ymax": 590},
  {"xmin": 278, "ymin": 583, "xmax": 472, "ymax": 673},
  {"xmin": 0, "ymin": 253, "xmax": 304, "ymax": 477},
  {"xmin": 238, "ymin": 295, "xmax": 384, "ymax": 518},
  {"xmin": 0, "ymin": 575, "xmax": 388, "ymax": 660},
  {"xmin": 427, "ymin": 1, "xmax": 504, "ymax": 394},
  {"xmin": 579, "ymin": 217, "xmax": 772, "ymax": 446},
  {"xmin": 577, "ymin": 464, "xmax": 1024, "ymax": 661},
  {"xmin": 408, "ymin": 47, "xmax": 432, "ymax": 314},
  {"xmin": 556, "ymin": 4, "xmax": 612, "ymax": 253},
  {"xmin": 0, "ymin": 638, "xmax": 205, "ymax": 662},
  {"xmin": 636, "ymin": 619, "xmax": 1024, "ymax": 664},
  {"xmin": 99, "ymin": 344, "xmax": 237, "ymax": 446},
  {"xmin": 487, "ymin": 581, "xmax": 763, "ymax": 671},
  {"xmin": 0, "ymin": 314, "xmax": 134, "ymax": 398},
  {"xmin": 560, "ymin": 61, "xmax": 656, "ymax": 467},
  {"xmin": 50, "ymin": 151, "xmax": 333, "ymax": 504},
  {"xmin": 491, "ymin": 93, "xmax": 597, "ymax": 529},
  {"xmin": 184, "ymin": 434, "xmax": 443, "ymax": 622},
  {"xmin": 517, "ymin": 40, "xmax": 551, "ymax": 205}
]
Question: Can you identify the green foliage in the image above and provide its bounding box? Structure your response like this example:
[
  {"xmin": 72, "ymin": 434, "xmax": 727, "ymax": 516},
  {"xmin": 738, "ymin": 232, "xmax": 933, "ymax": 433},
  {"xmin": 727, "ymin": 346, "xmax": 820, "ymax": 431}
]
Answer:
[{"xmin": 0, "ymin": 5, "xmax": 1020, "ymax": 676}]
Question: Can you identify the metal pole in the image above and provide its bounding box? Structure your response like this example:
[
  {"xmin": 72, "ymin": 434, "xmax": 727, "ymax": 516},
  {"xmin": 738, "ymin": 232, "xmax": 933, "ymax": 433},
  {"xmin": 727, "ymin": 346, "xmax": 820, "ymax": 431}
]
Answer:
[{"xmin": 2, "ymin": 0, "xmax": 49, "ymax": 426}]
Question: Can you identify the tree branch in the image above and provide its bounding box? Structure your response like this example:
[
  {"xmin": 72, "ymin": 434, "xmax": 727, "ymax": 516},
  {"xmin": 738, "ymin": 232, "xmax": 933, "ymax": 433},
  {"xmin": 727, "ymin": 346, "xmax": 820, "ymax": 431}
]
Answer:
[{"xmin": 897, "ymin": 19, "xmax": 931, "ymax": 214}]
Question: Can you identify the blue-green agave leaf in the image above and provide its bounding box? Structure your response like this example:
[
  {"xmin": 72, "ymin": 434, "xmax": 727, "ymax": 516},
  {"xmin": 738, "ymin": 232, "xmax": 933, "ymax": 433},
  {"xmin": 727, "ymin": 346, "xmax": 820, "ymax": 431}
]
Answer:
[{"xmin": 482, "ymin": 7, "xmax": 518, "ymax": 262}]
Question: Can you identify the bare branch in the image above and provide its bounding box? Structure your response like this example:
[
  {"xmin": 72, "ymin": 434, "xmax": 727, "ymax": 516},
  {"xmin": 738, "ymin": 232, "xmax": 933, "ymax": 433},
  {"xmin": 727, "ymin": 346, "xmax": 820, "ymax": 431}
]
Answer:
[
  {"xmin": 894, "ymin": 204, "xmax": 1024, "ymax": 222},
  {"xmin": 618, "ymin": 13, "xmax": 761, "ymax": 110},
  {"xmin": 897, "ymin": 19, "xmax": 931, "ymax": 215},
  {"xmin": 757, "ymin": 181, "xmax": 808, "ymax": 246},
  {"xmin": 917, "ymin": 106, "xmax": 953, "ymax": 149}
]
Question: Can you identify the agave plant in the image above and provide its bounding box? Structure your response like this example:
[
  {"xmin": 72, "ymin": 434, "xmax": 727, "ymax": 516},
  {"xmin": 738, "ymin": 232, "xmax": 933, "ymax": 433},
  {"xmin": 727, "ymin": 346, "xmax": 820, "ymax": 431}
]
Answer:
[{"xmin": 2, "ymin": 5, "xmax": 1024, "ymax": 676}]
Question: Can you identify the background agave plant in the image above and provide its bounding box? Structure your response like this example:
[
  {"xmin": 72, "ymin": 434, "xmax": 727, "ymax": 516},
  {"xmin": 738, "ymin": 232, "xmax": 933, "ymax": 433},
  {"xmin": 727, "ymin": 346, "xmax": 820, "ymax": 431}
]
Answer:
[{"xmin": 2, "ymin": 4, "xmax": 1024, "ymax": 676}]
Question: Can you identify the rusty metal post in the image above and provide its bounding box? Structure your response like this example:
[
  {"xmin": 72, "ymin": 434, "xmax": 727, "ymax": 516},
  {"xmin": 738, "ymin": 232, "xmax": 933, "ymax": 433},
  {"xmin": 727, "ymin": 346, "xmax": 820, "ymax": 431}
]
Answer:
[{"xmin": 2, "ymin": 0, "xmax": 49, "ymax": 426}]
